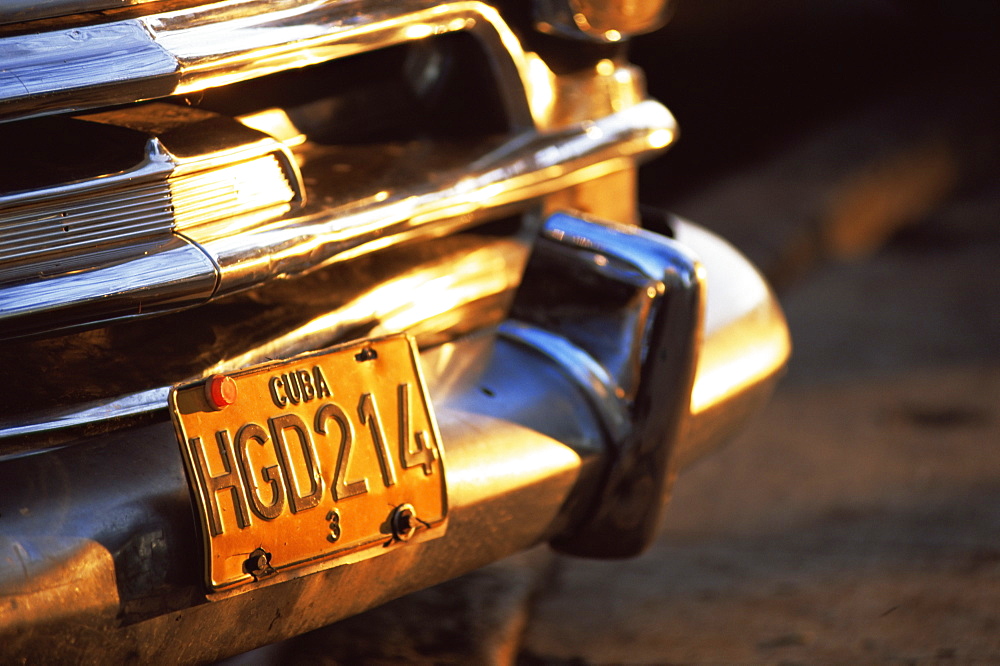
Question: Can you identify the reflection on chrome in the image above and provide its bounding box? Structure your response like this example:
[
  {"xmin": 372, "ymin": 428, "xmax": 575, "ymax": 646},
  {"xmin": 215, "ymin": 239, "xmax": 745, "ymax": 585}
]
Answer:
[
  {"xmin": 0, "ymin": 214, "xmax": 787, "ymax": 496},
  {"xmin": 0, "ymin": 1, "xmax": 536, "ymax": 127},
  {"xmin": 0, "ymin": 104, "xmax": 302, "ymax": 275},
  {"xmin": 534, "ymin": 0, "xmax": 675, "ymax": 42},
  {"xmin": 511, "ymin": 212, "xmax": 703, "ymax": 558},
  {"xmin": 672, "ymin": 219, "xmax": 792, "ymax": 468},
  {"xmin": 0, "ymin": 0, "xmax": 788, "ymax": 656},
  {"xmin": 498, "ymin": 320, "xmax": 630, "ymax": 442}
]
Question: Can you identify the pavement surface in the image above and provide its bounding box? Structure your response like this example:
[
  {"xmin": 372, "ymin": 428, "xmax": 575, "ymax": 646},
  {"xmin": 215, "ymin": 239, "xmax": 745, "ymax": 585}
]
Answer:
[{"xmin": 228, "ymin": 2, "xmax": 1000, "ymax": 663}]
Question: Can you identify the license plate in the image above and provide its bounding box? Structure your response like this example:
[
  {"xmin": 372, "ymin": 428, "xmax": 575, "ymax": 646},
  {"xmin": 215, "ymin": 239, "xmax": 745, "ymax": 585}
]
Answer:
[{"xmin": 169, "ymin": 336, "xmax": 447, "ymax": 593}]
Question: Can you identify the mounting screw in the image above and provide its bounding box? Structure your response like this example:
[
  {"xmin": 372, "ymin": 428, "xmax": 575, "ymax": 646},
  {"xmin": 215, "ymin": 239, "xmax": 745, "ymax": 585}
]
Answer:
[
  {"xmin": 244, "ymin": 548, "xmax": 275, "ymax": 580},
  {"xmin": 355, "ymin": 347, "xmax": 378, "ymax": 362},
  {"xmin": 391, "ymin": 504, "xmax": 418, "ymax": 541}
]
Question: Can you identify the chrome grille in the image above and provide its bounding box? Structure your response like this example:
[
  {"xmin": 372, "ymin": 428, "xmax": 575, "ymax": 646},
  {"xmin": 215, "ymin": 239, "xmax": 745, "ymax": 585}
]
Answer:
[
  {"xmin": 0, "ymin": 0, "xmax": 677, "ymax": 339},
  {"xmin": 170, "ymin": 153, "xmax": 296, "ymax": 232},
  {"xmin": 0, "ymin": 180, "xmax": 173, "ymax": 267}
]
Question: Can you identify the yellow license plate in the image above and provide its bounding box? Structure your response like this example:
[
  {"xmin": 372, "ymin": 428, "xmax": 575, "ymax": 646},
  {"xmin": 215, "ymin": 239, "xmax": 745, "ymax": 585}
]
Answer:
[{"xmin": 170, "ymin": 336, "xmax": 447, "ymax": 593}]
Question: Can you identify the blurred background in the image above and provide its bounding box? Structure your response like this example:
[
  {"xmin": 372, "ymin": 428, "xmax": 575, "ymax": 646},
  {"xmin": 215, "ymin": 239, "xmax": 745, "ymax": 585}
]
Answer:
[{"xmin": 231, "ymin": 1, "xmax": 1000, "ymax": 662}]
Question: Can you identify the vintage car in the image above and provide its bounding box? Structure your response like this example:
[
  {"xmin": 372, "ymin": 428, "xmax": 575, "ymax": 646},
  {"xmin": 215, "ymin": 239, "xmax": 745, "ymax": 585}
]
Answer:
[{"xmin": 0, "ymin": 0, "xmax": 789, "ymax": 660}]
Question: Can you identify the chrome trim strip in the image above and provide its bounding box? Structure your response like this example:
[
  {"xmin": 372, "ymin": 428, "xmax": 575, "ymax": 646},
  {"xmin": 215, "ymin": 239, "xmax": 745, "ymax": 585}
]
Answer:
[
  {"xmin": 0, "ymin": 21, "xmax": 178, "ymax": 121},
  {"xmin": 0, "ymin": 237, "xmax": 219, "ymax": 338},
  {"xmin": 0, "ymin": 105, "xmax": 303, "ymax": 278},
  {"xmin": 0, "ymin": 1, "xmax": 536, "ymax": 127},
  {"xmin": 0, "ymin": 139, "xmax": 174, "ymax": 268},
  {"xmin": 0, "ymin": 388, "xmax": 170, "ymax": 445}
]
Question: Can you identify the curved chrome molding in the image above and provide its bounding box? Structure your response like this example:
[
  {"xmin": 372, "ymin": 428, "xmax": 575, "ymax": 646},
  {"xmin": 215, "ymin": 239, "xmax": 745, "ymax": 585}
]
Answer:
[
  {"xmin": 672, "ymin": 218, "xmax": 791, "ymax": 468},
  {"xmin": 0, "ymin": 0, "xmax": 536, "ymax": 127}
]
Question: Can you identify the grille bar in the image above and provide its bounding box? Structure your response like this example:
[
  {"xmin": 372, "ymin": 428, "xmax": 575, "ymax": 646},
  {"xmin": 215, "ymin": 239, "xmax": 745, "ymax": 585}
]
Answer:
[
  {"xmin": 0, "ymin": 185, "xmax": 174, "ymax": 264},
  {"xmin": 0, "ymin": 1, "xmax": 535, "ymax": 128}
]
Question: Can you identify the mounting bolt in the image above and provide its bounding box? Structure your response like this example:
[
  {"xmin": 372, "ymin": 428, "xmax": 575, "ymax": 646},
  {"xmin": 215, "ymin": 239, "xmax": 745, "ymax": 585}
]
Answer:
[
  {"xmin": 244, "ymin": 548, "xmax": 275, "ymax": 580},
  {"xmin": 355, "ymin": 347, "xmax": 378, "ymax": 362},
  {"xmin": 391, "ymin": 503, "xmax": 418, "ymax": 541}
]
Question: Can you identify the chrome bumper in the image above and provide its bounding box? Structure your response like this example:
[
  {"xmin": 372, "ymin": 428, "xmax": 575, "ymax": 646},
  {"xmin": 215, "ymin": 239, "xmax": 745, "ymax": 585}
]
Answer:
[{"xmin": 0, "ymin": 212, "xmax": 788, "ymax": 660}]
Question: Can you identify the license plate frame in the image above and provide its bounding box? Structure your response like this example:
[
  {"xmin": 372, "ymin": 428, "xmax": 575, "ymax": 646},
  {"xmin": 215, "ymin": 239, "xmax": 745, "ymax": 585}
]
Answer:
[{"xmin": 169, "ymin": 335, "xmax": 447, "ymax": 594}]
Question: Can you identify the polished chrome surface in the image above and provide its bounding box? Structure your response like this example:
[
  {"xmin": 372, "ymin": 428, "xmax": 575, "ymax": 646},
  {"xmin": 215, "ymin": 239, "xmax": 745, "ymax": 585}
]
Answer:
[
  {"xmin": 533, "ymin": 210, "xmax": 698, "ymax": 401},
  {"xmin": 0, "ymin": 1, "xmax": 536, "ymax": 128},
  {"xmin": 0, "ymin": 213, "xmax": 787, "ymax": 471},
  {"xmin": 512, "ymin": 212, "xmax": 702, "ymax": 557},
  {"xmin": 0, "ymin": 237, "xmax": 219, "ymax": 339},
  {"xmin": 672, "ymin": 217, "xmax": 791, "ymax": 468},
  {"xmin": 0, "ymin": 387, "xmax": 169, "ymax": 450},
  {"xmin": 0, "ymin": 104, "xmax": 312, "ymax": 338},
  {"xmin": 0, "ymin": 20, "xmax": 178, "ymax": 121},
  {"xmin": 0, "ymin": 0, "xmax": 788, "ymax": 655},
  {"xmin": 0, "ymin": 338, "xmax": 591, "ymax": 659},
  {"xmin": 498, "ymin": 320, "xmax": 630, "ymax": 442},
  {"xmin": 0, "ymin": 211, "xmax": 787, "ymax": 658},
  {"xmin": 205, "ymin": 100, "xmax": 676, "ymax": 292},
  {"xmin": 0, "ymin": 0, "xmax": 161, "ymax": 25},
  {"xmin": 76, "ymin": 103, "xmax": 305, "ymax": 235},
  {"xmin": 0, "ymin": 104, "xmax": 301, "ymax": 273},
  {"xmin": 0, "ymin": 0, "xmax": 668, "ymax": 338},
  {"xmin": 534, "ymin": 0, "xmax": 675, "ymax": 42},
  {"xmin": 0, "ymin": 141, "xmax": 173, "ymax": 269},
  {"xmin": 0, "ymin": 125, "xmax": 297, "ymax": 277},
  {"xmin": 222, "ymin": 238, "xmax": 527, "ymax": 368}
]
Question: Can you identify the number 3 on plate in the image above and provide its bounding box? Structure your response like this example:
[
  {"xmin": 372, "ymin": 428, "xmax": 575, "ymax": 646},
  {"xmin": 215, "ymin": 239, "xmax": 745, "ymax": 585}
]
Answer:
[{"xmin": 326, "ymin": 508, "xmax": 341, "ymax": 543}]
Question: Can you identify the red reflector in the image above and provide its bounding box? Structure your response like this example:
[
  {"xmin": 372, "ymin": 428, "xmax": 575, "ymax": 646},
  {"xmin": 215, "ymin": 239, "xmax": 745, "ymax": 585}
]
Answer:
[{"xmin": 205, "ymin": 374, "xmax": 238, "ymax": 410}]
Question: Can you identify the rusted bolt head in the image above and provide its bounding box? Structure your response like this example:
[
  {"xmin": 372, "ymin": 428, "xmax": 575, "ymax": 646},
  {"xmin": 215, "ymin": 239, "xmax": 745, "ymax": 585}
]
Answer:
[
  {"xmin": 244, "ymin": 548, "xmax": 274, "ymax": 579},
  {"xmin": 391, "ymin": 504, "xmax": 418, "ymax": 541}
]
